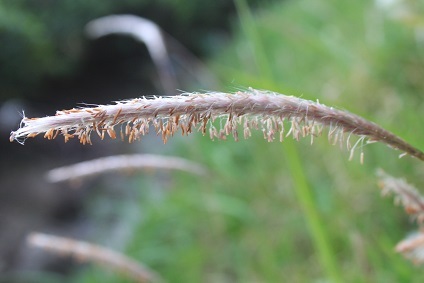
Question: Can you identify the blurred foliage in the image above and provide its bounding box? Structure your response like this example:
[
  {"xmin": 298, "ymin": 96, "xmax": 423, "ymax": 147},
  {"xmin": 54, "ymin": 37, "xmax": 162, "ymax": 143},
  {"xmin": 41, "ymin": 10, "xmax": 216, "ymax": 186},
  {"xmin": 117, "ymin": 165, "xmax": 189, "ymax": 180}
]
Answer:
[{"xmin": 0, "ymin": 0, "xmax": 265, "ymax": 100}]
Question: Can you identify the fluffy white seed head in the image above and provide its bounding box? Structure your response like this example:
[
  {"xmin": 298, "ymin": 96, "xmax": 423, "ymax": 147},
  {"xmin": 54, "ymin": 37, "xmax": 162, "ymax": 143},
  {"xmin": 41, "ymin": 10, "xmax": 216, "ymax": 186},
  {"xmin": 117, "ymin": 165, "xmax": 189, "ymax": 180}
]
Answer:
[{"xmin": 10, "ymin": 88, "xmax": 424, "ymax": 162}]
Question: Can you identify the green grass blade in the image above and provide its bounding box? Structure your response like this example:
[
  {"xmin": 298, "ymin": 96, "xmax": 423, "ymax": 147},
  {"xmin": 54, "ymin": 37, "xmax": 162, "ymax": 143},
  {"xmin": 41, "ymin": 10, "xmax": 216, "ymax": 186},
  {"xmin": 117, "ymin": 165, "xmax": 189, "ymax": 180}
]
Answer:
[{"xmin": 234, "ymin": 0, "xmax": 342, "ymax": 281}]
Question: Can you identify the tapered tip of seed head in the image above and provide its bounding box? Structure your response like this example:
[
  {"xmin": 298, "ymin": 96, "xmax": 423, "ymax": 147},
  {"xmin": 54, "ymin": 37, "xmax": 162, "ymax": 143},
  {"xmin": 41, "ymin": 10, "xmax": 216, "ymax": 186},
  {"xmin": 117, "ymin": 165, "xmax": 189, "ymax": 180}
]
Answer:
[
  {"xmin": 10, "ymin": 130, "xmax": 26, "ymax": 145},
  {"xmin": 9, "ymin": 131, "xmax": 15, "ymax": 142}
]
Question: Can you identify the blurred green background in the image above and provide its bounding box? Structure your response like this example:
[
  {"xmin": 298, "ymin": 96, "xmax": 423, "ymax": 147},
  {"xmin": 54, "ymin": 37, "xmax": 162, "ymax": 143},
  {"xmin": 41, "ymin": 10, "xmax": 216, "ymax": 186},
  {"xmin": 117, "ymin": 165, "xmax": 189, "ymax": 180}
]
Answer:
[{"xmin": 2, "ymin": 0, "xmax": 424, "ymax": 282}]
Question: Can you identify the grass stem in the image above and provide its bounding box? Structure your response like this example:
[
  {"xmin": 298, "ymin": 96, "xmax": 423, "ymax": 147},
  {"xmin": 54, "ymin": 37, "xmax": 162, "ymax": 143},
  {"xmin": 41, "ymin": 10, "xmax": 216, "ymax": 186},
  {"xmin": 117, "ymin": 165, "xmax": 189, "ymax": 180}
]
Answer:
[{"xmin": 234, "ymin": 1, "xmax": 342, "ymax": 281}]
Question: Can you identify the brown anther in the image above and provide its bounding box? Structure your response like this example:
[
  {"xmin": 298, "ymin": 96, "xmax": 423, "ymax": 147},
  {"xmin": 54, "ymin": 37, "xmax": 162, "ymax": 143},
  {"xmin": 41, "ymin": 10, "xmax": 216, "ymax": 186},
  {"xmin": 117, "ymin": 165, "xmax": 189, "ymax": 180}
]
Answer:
[
  {"xmin": 125, "ymin": 124, "xmax": 130, "ymax": 136},
  {"xmin": 98, "ymin": 118, "xmax": 107, "ymax": 127},
  {"xmin": 64, "ymin": 134, "xmax": 74, "ymax": 143},
  {"xmin": 129, "ymin": 131, "xmax": 135, "ymax": 143},
  {"xmin": 44, "ymin": 129, "xmax": 54, "ymax": 140},
  {"xmin": 107, "ymin": 128, "xmax": 116, "ymax": 139},
  {"xmin": 52, "ymin": 130, "xmax": 60, "ymax": 140},
  {"xmin": 181, "ymin": 124, "xmax": 187, "ymax": 135},
  {"xmin": 27, "ymin": 133, "xmax": 39, "ymax": 138},
  {"xmin": 112, "ymin": 108, "xmax": 122, "ymax": 124},
  {"xmin": 201, "ymin": 119, "xmax": 207, "ymax": 135},
  {"xmin": 233, "ymin": 129, "xmax": 239, "ymax": 142}
]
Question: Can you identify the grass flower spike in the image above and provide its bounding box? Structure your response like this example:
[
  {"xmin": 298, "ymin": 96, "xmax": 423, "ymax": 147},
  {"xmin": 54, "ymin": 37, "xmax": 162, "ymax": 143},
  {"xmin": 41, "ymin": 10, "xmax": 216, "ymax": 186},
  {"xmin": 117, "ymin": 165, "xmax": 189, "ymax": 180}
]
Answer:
[
  {"xmin": 378, "ymin": 171, "xmax": 424, "ymax": 265},
  {"xmin": 46, "ymin": 154, "xmax": 208, "ymax": 183},
  {"xmin": 28, "ymin": 232, "xmax": 161, "ymax": 283},
  {"xmin": 378, "ymin": 169, "xmax": 424, "ymax": 223},
  {"xmin": 10, "ymin": 88, "xmax": 424, "ymax": 161},
  {"xmin": 395, "ymin": 231, "xmax": 424, "ymax": 265}
]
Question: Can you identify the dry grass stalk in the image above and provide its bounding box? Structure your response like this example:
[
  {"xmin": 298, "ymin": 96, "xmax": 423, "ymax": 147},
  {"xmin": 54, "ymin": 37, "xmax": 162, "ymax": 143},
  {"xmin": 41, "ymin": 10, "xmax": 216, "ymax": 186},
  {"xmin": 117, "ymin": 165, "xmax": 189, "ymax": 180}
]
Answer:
[
  {"xmin": 377, "ymin": 169, "xmax": 424, "ymax": 223},
  {"xmin": 395, "ymin": 231, "xmax": 424, "ymax": 265},
  {"xmin": 10, "ymin": 88, "xmax": 424, "ymax": 161},
  {"xmin": 46, "ymin": 153, "xmax": 208, "ymax": 183},
  {"xmin": 27, "ymin": 232, "xmax": 162, "ymax": 283},
  {"xmin": 378, "ymin": 170, "xmax": 424, "ymax": 265}
]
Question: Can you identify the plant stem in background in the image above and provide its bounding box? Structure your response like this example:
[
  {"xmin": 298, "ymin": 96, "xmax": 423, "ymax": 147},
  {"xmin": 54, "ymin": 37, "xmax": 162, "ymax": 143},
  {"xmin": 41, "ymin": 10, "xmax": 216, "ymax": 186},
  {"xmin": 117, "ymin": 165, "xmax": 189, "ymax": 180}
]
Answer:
[
  {"xmin": 27, "ymin": 232, "xmax": 162, "ymax": 283},
  {"xmin": 233, "ymin": 0, "xmax": 273, "ymax": 81},
  {"xmin": 234, "ymin": 1, "xmax": 342, "ymax": 281},
  {"xmin": 46, "ymin": 154, "xmax": 208, "ymax": 183},
  {"xmin": 85, "ymin": 15, "xmax": 177, "ymax": 95},
  {"xmin": 283, "ymin": 140, "xmax": 343, "ymax": 282}
]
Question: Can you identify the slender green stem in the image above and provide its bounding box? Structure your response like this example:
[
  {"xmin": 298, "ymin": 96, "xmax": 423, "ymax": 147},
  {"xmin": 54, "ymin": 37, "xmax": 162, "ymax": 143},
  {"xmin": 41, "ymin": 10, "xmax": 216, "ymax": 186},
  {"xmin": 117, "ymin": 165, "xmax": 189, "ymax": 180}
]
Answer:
[
  {"xmin": 233, "ymin": 0, "xmax": 273, "ymax": 80},
  {"xmin": 283, "ymin": 141, "xmax": 342, "ymax": 283},
  {"xmin": 234, "ymin": 0, "xmax": 342, "ymax": 281}
]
